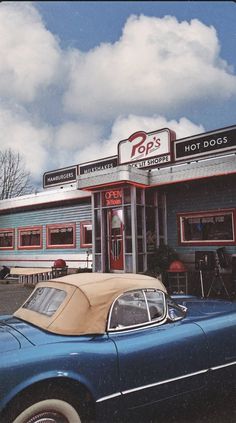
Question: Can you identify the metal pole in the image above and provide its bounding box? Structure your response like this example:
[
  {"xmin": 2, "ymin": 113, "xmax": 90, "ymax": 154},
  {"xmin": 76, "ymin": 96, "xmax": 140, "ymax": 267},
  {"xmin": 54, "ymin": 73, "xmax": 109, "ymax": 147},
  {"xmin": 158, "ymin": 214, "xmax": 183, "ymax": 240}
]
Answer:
[
  {"xmin": 200, "ymin": 270, "xmax": 205, "ymax": 297},
  {"xmin": 199, "ymin": 260, "xmax": 205, "ymax": 297}
]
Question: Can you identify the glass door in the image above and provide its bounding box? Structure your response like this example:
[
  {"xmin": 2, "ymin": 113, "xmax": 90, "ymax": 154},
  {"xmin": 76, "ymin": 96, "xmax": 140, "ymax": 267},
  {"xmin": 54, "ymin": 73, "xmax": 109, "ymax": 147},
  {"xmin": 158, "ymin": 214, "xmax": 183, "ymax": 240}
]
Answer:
[{"xmin": 108, "ymin": 208, "xmax": 124, "ymax": 271}]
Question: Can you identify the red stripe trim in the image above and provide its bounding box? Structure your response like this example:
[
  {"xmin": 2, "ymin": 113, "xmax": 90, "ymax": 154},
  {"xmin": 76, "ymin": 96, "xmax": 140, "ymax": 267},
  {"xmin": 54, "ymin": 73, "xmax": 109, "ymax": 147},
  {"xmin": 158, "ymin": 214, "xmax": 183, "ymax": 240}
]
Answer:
[{"xmin": 0, "ymin": 258, "xmax": 92, "ymax": 263}]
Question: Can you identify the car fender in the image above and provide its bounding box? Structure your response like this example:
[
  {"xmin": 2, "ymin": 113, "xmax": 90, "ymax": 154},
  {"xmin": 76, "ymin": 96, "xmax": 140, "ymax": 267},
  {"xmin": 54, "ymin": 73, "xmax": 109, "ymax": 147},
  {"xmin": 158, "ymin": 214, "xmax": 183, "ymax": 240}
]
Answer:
[
  {"xmin": 0, "ymin": 337, "xmax": 120, "ymax": 412},
  {"xmin": 1, "ymin": 368, "xmax": 96, "ymax": 412}
]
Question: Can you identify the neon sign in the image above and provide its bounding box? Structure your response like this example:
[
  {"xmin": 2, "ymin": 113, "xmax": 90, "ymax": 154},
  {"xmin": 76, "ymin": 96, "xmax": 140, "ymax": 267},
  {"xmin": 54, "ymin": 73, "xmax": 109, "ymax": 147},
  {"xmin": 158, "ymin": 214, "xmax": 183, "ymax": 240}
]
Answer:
[{"xmin": 103, "ymin": 190, "xmax": 122, "ymax": 206}]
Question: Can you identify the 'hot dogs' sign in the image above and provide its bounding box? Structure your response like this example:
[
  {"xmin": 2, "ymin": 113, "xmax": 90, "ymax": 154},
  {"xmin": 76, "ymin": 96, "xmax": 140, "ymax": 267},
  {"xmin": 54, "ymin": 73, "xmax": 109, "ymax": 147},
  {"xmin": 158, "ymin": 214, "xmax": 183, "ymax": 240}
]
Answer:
[
  {"xmin": 118, "ymin": 128, "xmax": 175, "ymax": 168},
  {"xmin": 174, "ymin": 126, "xmax": 236, "ymax": 161}
]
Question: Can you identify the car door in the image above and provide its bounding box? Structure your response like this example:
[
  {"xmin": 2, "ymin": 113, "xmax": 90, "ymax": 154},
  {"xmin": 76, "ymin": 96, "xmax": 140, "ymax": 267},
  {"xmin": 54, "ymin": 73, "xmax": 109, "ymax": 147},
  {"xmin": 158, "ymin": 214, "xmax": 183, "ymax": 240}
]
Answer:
[
  {"xmin": 108, "ymin": 289, "xmax": 209, "ymax": 410},
  {"xmin": 196, "ymin": 308, "xmax": 236, "ymax": 390}
]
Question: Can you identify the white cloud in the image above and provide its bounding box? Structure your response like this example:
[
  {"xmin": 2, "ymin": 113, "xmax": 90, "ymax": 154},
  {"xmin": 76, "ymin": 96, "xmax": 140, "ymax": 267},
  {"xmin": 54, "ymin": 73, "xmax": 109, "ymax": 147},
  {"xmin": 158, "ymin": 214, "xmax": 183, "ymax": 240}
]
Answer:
[
  {"xmin": 64, "ymin": 15, "xmax": 236, "ymax": 120},
  {"xmin": 0, "ymin": 102, "xmax": 204, "ymax": 185},
  {"xmin": 53, "ymin": 121, "xmax": 105, "ymax": 167},
  {"xmin": 0, "ymin": 2, "xmax": 61, "ymax": 103},
  {"xmin": 0, "ymin": 104, "xmax": 105, "ymax": 182},
  {"xmin": 75, "ymin": 115, "xmax": 205, "ymax": 161},
  {"xmin": 0, "ymin": 4, "xmax": 234, "ymax": 187},
  {"xmin": 0, "ymin": 105, "xmax": 53, "ymax": 181}
]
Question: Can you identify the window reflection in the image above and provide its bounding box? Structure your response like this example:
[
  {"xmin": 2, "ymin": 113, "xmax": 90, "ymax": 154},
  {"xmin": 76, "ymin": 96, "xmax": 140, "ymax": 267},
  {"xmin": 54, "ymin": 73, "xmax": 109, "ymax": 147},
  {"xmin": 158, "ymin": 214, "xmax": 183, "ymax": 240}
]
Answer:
[
  {"xmin": 180, "ymin": 211, "xmax": 234, "ymax": 243},
  {"xmin": 23, "ymin": 287, "xmax": 67, "ymax": 316}
]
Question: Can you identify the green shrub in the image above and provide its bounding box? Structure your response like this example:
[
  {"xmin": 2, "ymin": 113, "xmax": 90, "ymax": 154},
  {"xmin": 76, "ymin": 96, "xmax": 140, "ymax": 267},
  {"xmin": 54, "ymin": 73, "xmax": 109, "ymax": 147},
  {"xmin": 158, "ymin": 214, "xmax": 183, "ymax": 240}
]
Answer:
[{"xmin": 145, "ymin": 244, "xmax": 179, "ymax": 283}]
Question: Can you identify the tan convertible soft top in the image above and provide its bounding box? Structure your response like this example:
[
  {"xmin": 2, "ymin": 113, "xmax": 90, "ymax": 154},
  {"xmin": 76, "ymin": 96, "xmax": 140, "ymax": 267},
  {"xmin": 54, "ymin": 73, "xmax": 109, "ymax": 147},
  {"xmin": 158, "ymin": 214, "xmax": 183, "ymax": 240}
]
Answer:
[{"xmin": 14, "ymin": 273, "xmax": 166, "ymax": 335}]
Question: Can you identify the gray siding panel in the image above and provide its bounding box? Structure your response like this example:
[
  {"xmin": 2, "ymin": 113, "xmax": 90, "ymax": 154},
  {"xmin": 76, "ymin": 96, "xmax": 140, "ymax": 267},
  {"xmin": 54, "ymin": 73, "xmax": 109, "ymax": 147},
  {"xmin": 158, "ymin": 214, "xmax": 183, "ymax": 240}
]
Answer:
[
  {"xmin": 166, "ymin": 175, "xmax": 236, "ymax": 261},
  {"xmin": 0, "ymin": 202, "xmax": 91, "ymax": 257}
]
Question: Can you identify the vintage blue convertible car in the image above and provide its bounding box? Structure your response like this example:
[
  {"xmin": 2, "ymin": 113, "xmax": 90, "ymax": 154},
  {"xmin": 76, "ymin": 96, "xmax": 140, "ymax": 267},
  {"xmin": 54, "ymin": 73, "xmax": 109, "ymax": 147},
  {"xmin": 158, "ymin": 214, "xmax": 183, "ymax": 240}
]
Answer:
[{"xmin": 0, "ymin": 272, "xmax": 236, "ymax": 422}]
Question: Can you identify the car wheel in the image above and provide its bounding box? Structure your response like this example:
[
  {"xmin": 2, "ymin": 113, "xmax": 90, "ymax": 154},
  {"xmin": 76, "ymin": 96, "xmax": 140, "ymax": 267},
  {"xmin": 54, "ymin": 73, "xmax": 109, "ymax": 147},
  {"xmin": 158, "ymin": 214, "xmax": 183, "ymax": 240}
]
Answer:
[{"xmin": 12, "ymin": 398, "xmax": 81, "ymax": 423}]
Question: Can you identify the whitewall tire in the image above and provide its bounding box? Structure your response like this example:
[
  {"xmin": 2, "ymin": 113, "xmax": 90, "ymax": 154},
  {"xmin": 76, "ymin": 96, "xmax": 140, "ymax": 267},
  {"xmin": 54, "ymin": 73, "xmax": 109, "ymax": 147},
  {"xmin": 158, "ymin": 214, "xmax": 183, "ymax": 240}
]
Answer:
[{"xmin": 12, "ymin": 398, "xmax": 81, "ymax": 423}]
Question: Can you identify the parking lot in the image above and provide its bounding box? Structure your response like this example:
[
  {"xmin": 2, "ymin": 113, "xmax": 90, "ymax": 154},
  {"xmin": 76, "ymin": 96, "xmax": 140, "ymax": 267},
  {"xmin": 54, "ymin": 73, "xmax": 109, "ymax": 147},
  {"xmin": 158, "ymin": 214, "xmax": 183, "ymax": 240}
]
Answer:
[
  {"xmin": 0, "ymin": 282, "xmax": 33, "ymax": 315},
  {"xmin": 0, "ymin": 282, "xmax": 236, "ymax": 423}
]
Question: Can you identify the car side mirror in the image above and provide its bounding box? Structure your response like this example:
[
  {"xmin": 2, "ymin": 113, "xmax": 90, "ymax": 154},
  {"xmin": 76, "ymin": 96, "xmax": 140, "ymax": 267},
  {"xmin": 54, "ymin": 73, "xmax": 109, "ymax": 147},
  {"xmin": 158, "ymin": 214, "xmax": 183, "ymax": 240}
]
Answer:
[{"xmin": 167, "ymin": 299, "xmax": 187, "ymax": 322}]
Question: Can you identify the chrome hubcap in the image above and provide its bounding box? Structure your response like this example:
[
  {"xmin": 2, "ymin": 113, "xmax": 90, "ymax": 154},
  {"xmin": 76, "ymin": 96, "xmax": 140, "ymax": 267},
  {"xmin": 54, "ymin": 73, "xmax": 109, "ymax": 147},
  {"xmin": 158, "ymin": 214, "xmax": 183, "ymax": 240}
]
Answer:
[{"xmin": 27, "ymin": 411, "xmax": 68, "ymax": 423}]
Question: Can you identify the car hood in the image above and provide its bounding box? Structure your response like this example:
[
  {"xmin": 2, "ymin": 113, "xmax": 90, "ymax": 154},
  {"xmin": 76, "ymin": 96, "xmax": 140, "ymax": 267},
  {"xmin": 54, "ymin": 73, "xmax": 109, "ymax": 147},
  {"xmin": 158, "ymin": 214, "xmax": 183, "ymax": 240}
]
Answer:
[
  {"xmin": 176, "ymin": 297, "xmax": 236, "ymax": 318},
  {"xmin": 0, "ymin": 320, "xmax": 21, "ymax": 352}
]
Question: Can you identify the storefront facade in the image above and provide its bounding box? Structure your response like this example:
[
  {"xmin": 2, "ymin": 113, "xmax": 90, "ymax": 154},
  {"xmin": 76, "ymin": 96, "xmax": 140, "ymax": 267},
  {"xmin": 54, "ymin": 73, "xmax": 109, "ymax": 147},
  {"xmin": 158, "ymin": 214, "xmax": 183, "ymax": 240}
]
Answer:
[
  {"xmin": 0, "ymin": 124, "xmax": 236, "ymax": 293},
  {"xmin": 77, "ymin": 125, "xmax": 236, "ymax": 290}
]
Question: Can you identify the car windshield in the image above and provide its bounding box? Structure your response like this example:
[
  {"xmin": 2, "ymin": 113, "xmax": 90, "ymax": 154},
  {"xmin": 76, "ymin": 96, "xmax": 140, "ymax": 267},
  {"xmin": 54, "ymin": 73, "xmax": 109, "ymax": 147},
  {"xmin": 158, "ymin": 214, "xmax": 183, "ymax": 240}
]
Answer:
[{"xmin": 23, "ymin": 287, "xmax": 67, "ymax": 317}]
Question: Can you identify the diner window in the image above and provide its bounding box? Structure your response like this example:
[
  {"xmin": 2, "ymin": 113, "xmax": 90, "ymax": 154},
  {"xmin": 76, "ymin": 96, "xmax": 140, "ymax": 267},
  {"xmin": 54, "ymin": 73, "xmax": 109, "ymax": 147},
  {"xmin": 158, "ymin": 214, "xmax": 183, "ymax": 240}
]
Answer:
[
  {"xmin": 47, "ymin": 223, "xmax": 76, "ymax": 248},
  {"xmin": 80, "ymin": 221, "xmax": 92, "ymax": 248},
  {"xmin": 178, "ymin": 210, "xmax": 235, "ymax": 245},
  {"xmin": 18, "ymin": 226, "xmax": 42, "ymax": 249},
  {"xmin": 0, "ymin": 229, "xmax": 14, "ymax": 249}
]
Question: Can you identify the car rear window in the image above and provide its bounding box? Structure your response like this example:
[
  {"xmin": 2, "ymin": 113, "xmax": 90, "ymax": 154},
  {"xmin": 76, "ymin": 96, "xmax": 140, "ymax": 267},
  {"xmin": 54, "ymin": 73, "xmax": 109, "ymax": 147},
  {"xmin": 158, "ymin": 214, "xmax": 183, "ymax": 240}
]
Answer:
[{"xmin": 23, "ymin": 287, "xmax": 67, "ymax": 316}]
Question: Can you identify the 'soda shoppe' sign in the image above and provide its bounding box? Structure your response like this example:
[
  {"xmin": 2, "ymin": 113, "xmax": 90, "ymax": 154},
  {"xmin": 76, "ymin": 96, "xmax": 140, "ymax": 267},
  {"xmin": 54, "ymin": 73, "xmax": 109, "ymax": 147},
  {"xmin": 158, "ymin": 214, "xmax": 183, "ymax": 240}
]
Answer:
[{"xmin": 118, "ymin": 128, "xmax": 176, "ymax": 168}]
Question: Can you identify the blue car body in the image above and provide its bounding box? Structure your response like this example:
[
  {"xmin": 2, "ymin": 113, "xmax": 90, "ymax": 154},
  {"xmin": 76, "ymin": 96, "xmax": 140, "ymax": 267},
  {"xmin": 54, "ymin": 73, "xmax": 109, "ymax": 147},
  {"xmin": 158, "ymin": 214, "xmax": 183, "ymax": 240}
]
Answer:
[{"xmin": 0, "ymin": 274, "xmax": 236, "ymax": 422}]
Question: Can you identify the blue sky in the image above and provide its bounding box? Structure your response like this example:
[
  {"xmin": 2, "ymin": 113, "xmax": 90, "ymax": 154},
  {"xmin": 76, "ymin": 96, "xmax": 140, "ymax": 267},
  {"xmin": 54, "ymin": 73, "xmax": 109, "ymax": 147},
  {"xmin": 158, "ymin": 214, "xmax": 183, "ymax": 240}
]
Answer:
[
  {"xmin": 37, "ymin": 1, "xmax": 236, "ymax": 63},
  {"xmin": 0, "ymin": 1, "xmax": 236, "ymax": 187}
]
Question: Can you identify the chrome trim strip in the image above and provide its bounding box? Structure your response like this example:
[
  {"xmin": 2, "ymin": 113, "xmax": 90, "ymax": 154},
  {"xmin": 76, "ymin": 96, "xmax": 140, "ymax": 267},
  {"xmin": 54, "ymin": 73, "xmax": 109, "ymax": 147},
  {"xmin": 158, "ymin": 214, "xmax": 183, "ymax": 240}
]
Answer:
[
  {"xmin": 96, "ymin": 361, "xmax": 236, "ymax": 403},
  {"xmin": 108, "ymin": 316, "xmax": 168, "ymax": 333},
  {"xmin": 122, "ymin": 369, "xmax": 208, "ymax": 395},
  {"xmin": 96, "ymin": 392, "xmax": 121, "ymax": 403},
  {"xmin": 211, "ymin": 360, "xmax": 236, "ymax": 371},
  {"xmin": 107, "ymin": 288, "xmax": 167, "ymax": 332}
]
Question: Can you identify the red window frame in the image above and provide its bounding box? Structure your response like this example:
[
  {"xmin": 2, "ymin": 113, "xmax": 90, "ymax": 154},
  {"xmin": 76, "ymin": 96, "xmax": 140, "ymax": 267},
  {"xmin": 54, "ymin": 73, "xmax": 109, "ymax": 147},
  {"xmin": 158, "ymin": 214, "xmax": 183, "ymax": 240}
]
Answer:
[
  {"xmin": 18, "ymin": 226, "xmax": 43, "ymax": 250},
  {"xmin": 46, "ymin": 223, "xmax": 76, "ymax": 249},
  {"xmin": 80, "ymin": 221, "xmax": 92, "ymax": 248},
  {"xmin": 177, "ymin": 209, "xmax": 236, "ymax": 246},
  {"xmin": 0, "ymin": 228, "xmax": 15, "ymax": 250}
]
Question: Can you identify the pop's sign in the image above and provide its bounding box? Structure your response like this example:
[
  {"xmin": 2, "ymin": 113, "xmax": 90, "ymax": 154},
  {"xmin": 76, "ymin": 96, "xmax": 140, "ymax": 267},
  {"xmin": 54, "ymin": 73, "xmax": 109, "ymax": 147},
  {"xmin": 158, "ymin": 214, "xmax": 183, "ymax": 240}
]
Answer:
[{"xmin": 118, "ymin": 128, "xmax": 175, "ymax": 168}]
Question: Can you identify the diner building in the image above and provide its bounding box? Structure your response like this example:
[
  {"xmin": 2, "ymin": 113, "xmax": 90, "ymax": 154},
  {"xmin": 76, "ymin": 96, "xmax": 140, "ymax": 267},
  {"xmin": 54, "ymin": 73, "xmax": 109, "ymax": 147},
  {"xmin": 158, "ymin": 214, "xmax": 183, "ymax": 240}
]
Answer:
[
  {"xmin": 0, "ymin": 124, "xmax": 236, "ymax": 294},
  {"xmin": 0, "ymin": 186, "xmax": 92, "ymax": 269}
]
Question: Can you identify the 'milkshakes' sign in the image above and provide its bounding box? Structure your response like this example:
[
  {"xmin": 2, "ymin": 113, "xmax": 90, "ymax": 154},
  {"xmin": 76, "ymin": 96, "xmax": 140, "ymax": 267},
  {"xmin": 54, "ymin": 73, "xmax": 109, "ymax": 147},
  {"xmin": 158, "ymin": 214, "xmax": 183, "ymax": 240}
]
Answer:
[
  {"xmin": 43, "ymin": 165, "xmax": 78, "ymax": 188},
  {"xmin": 79, "ymin": 156, "xmax": 118, "ymax": 175},
  {"xmin": 118, "ymin": 128, "xmax": 176, "ymax": 168},
  {"xmin": 174, "ymin": 126, "xmax": 236, "ymax": 162}
]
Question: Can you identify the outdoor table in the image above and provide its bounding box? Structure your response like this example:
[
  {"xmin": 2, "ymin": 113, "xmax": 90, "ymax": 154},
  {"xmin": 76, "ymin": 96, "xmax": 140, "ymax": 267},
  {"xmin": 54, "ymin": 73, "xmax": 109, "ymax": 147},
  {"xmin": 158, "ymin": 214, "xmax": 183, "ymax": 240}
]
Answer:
[{"xmin": 10, "ymin": 268, "xmax": 52, "ymax": 285}]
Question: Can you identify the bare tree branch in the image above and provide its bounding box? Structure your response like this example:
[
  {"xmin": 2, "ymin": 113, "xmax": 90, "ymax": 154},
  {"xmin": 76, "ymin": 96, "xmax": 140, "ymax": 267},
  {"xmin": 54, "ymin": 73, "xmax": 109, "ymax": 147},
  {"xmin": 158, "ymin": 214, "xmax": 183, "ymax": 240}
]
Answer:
[{"xmin": 0, "ymin": 149, "xmax": 34, "ymax": 199}]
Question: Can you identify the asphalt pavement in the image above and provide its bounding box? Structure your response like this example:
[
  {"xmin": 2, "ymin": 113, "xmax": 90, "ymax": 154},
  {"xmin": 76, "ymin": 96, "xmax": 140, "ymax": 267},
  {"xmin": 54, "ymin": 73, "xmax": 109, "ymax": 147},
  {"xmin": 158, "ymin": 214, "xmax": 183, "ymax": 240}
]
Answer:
[{"xmin": 0, "ymin": 282, "xmax": 33, "ymax": 314}]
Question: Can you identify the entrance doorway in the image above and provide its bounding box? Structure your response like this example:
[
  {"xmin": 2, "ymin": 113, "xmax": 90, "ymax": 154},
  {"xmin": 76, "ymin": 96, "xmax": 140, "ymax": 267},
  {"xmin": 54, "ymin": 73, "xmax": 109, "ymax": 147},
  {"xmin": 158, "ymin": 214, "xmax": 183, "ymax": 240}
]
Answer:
[
  {"xmin": 92, "ymin": 188, "xmax": 167, "ymax": 273},
  {"xmin": 108, "ymin": 208, "xmax": 124, "ymax": 271}
]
